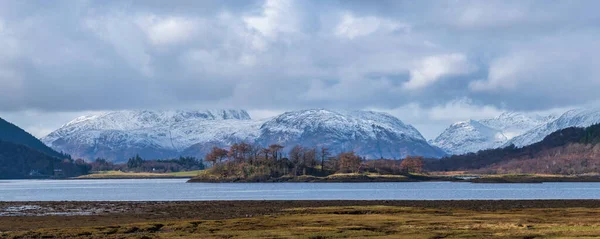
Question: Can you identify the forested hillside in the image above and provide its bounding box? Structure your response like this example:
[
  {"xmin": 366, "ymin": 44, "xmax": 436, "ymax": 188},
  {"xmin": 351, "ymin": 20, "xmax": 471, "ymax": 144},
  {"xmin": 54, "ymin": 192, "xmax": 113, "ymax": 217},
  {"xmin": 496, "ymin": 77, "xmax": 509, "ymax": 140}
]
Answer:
[
  {"xmin": 0, "ymin": 117, "xmax": 67, "ymax": 158},
  {"xmin": 426, "ymin": 124, "xmax": 600, "ymax": 174},
  {"xmin": 0, "ymin": 140, "xmax": 88, "ymax": 179}
]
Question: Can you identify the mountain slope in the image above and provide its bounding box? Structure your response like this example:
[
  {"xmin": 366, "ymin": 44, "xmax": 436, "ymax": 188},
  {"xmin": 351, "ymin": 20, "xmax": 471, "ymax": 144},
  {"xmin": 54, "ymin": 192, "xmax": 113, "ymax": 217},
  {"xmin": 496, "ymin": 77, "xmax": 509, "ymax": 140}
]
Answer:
[
  {"xmin": 432, "ymin": 112, "xmax": 556, "ymax": 155},
  {"xmin": 43, "ymin": 109, "xmax": 445, "ymax": 161},
  {"xmin": 426, "ymin": 123, "xmax": 600, "ymax": 175},
  {"xmin": 255, "ymin": 109, "xmax": 446, "ymax": 159},
  {"xmin": 431, "ymin": 120, "xmax": 507, "ymax": 155},
  {"xmin": 42, "ymin": 110, "xmax": 257, "ymax": 162},
  {"xmin": 507, "ymin": 107, "xmax": 600, "ymax": 147},
  {"xmin": 0, "ymin": 117, "xmax": 65, "ymax": 158}
]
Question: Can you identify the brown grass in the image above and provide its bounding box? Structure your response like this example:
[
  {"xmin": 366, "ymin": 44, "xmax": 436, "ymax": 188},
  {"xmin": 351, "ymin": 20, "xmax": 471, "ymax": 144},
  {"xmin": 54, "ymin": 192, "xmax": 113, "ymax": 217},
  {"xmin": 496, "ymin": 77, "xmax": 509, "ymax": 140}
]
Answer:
[{"xmin": 4, "ymin": 202, "xmax": 600, "ymax": 238}]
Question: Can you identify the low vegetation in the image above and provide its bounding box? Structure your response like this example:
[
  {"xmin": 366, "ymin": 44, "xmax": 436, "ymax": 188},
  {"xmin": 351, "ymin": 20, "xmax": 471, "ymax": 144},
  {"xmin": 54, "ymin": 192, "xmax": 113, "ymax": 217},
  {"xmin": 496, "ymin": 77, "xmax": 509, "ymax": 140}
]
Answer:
[{"xmin": 6, "ymin": 202, "xmax": 600, "ymax": 238}]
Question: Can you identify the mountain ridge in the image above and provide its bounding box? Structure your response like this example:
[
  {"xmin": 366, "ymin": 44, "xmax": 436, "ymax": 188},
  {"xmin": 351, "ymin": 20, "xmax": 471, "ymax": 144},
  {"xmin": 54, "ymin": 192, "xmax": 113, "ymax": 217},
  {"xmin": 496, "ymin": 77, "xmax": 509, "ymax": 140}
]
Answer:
[
  {"xmin": 42, "ymin": 109, "xmax": 445, "ymax": 162},
  {"xmin": 431, "ymin": 112, "xmax": 557, "ymax": 155},
  {"xmin": 0, "ymin": 117, "xmax": 65, "ymax": 158}
]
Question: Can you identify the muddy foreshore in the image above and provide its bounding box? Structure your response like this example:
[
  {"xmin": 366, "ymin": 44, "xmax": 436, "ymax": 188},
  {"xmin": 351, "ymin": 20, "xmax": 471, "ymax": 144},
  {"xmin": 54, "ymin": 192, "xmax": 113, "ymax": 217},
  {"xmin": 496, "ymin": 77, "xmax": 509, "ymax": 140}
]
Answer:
[
  {"xmin": 5, "ymin": 200, "xmax": 600, "ymax": 238},
  {"xmin": 3, "ymin": 200, "xmax": 600, "ymax": 232}
]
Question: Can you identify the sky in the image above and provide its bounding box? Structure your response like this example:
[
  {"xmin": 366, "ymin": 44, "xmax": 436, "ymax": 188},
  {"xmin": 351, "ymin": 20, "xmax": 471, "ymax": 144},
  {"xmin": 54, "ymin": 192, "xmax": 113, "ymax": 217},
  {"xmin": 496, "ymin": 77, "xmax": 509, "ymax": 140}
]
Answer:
[{"xmin": 1, "ymin": 0, "xmax": 599, "ymax": 139}]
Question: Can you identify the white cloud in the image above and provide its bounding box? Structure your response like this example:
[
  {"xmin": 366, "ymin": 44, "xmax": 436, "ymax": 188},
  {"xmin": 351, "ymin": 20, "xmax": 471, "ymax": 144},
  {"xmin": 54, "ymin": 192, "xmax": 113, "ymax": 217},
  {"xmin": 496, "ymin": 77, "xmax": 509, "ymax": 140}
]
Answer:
[
  {"xmin": 469, "ymin": 53, "xmax": 525, "ymax": 91},
  {"xmin": 243, "ymin": 0, "xmax": 298, "ymax": 51},
  {"xmin": 244, "ymin": 0, "xmax": 297, "ymax": 38},
  {"xmin": 247, "ymin": 109, "xmax": 284, "ymax": 120},
  {"xmin": 427, "ymin": 98, "xmax": 503, "ymax": 121},
  {"xmin": 334, "ymin": 12, "xmax": 409, "ymax": 39},
  {"xmin": 136, "ymin": 16, "xmax": 199, "ymax": 46},
  {"xmin": 404, "ymin": 54, "xmax": 476, "ymax": 90}
]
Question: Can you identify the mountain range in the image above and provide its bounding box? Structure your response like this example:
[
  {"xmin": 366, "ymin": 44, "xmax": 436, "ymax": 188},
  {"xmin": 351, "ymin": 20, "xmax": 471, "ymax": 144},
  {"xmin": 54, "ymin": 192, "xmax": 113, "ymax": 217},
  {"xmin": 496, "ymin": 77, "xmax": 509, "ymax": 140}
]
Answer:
[
  {"xmin": 36, "ymin": 106, "xmax": 600, "ymax": 162},
  {"xmin": 506, "ymin": 107, "xmax": 600, "ymax": 147},
  {"xmin": 42, "ymin": 109, "xmax": 446, "ymax": 162}
]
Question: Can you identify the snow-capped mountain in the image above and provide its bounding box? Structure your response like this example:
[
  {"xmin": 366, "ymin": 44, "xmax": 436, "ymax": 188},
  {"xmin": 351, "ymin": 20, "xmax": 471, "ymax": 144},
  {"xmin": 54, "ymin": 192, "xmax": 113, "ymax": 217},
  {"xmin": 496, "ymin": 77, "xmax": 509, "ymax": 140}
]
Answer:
[
  {"xmin": 431, "ymin": 120, "xmax": 507, "ymax": 155},
  {"xmin": 432, "ymin": 112, "xmax": 557, "ymax": 155},
  {"xmin": 42, "ymin": 109, "xmax": 445, "ymax": 162},
  {"xmin": 42, "ymin": 110, "xmax": 262, "ymax": 162},
  {"xmin": 507, "ymin": 107, "xmax": 600, "ymax": 147},
  {"xmin": 255, "ymin": 109, "xmax": 445, "ymax": 159}
]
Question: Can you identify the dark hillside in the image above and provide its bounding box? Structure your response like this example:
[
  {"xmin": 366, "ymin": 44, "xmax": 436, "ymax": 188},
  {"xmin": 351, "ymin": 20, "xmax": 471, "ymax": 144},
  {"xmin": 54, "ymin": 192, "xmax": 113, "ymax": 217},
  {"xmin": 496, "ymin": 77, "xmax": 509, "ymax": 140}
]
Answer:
[
  {"xmin": 0, "ymin": 117, "xmax": 66, "ymax": 158},
  {"xmin": 0, "ymin": 140, "xmax": 88, "ymax": 179}
]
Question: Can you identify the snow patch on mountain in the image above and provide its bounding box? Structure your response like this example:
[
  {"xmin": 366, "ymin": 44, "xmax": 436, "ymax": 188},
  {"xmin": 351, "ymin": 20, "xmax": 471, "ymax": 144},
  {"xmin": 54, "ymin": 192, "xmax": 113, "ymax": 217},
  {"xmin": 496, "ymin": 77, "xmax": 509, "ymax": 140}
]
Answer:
[
  {"xmin": 42, "ymin": 109, "xmax": 445, "ymax": 162},
  {"xmin": 431, "ymin": 120, "xmax": 507, "ymax": 155},
  {"xmin": 507, "ymin": 107, "xmax": 600, "ymax": 147},
  {"xmin": 255, "ymin": 109, "xmax": 443, "ymax": 159},
  {"xmin": 432, "ymin": 112, "xmax": 557, "ymax": 155}
]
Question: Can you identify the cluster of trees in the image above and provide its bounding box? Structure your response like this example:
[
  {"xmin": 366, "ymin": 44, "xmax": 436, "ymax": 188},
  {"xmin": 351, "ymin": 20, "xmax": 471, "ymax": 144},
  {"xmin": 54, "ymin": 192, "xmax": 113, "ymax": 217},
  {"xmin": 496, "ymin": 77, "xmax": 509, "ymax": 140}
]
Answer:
[
  {"xmin": 425, "ymin": 124, "xmax": 600, "ymax": 175},
  {"xmin": 89, "ymin": 155, "xmax": 205, "ymax": 173},
  {"xmin": 203, "ymin": 142, "xmax": 424, "ymax": 180}
]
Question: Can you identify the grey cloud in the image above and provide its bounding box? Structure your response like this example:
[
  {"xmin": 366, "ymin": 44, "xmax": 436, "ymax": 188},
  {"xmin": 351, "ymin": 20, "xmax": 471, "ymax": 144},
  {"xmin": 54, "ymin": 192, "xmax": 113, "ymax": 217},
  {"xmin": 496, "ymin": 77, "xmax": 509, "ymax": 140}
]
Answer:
[{"xmin": 1, "ymin": 0, "xmax": 600, "ymax": 138}]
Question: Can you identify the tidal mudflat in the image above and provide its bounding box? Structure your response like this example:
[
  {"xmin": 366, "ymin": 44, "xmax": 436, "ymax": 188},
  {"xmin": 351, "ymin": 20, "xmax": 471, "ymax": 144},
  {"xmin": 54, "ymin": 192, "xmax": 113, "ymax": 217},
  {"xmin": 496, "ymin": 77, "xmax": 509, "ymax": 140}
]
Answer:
[{"xmin": 3, "ymin": 200, "xmax": 600, "ymax": 238}]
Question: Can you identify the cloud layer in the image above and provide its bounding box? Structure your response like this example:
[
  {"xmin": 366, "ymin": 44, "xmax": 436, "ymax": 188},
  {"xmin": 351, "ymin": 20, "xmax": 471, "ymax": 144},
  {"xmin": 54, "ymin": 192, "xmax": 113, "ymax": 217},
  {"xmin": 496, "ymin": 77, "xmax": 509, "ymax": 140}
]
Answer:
[{"xmin": 0, "ymin": 0, "xmax": 599, "ymax": 138}]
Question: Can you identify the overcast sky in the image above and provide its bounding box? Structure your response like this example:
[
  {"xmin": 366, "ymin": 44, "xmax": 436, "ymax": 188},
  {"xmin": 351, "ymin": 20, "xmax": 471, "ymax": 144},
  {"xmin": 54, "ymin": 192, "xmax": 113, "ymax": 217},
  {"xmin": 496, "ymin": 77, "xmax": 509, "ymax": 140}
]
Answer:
[{"xmin": 1, "ymin": 0, "xmax": 599, "ymax": 139}]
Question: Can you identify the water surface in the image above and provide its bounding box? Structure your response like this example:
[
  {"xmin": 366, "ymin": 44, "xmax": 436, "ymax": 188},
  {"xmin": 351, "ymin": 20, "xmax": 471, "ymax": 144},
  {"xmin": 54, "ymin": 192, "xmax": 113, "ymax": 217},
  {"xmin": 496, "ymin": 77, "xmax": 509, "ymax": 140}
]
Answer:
[{"xmin": 2, "ymin": 179, "xmax": 600, "ymax": 201}]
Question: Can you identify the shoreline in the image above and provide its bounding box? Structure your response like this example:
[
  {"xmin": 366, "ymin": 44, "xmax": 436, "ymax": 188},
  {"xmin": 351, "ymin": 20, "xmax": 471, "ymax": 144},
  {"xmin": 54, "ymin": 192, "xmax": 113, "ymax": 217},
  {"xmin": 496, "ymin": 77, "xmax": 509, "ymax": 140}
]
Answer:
[
  {"xmin": 187, "ymin": 173, "xmax": 600, "ymax": 183},
  {"xmin": 5, "ymin": 173, "xmax": 600, "ymax": 183}
]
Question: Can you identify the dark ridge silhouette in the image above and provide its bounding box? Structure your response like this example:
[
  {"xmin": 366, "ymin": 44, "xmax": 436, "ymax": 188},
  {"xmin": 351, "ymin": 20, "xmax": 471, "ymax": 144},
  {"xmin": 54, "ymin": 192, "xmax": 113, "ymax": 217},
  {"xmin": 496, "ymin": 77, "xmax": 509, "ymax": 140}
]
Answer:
[{"xmin": 0, "ymin": 117, "xmax": 67, "ymax": 158}]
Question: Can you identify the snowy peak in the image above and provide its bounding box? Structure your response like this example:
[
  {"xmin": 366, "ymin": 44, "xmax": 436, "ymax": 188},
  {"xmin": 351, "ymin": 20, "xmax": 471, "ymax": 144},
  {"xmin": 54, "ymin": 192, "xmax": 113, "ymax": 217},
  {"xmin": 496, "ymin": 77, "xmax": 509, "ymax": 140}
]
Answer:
[
  {"xmin": 41, "ymin": 109, "xmax": 256, "ymax": 160},
  {"xmin": 260, "ymin": 109, "xmax": 425, "ymax": 141},
  {"xmin": 257, "ymin": 109, "xmax": 443, "ymax": 159},
  {"xmin": 42, "ymin": 108, "xmax": 444, "ymax": 162},
  {"xmin": 480, "ymin": 112, "xmax": 557, "ymax": 139},
  {"xmin": 432, "ymin": 120, "xmax": 507, "ymax": 155},
  {"xmin": 507, "ymin": 107, "xmax": 600, "ymax": 147},
  {"xmin": 432, "ymin": 112, "xmax": 556, "ymax": 155},
  {"xmin": 62, "ymin": 109, "xmax": 251, "ymax": 130}
]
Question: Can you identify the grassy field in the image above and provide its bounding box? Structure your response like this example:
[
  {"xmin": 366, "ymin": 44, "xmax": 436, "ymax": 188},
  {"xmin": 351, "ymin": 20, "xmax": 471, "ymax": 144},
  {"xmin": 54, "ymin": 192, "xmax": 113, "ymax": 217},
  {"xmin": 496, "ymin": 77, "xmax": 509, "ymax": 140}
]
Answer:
[
  {"xmin": 75, "ymin": 170, "xmax": 204, "ymax": 179},
  {"xmin": 4, "ymin": 201, "xmax": 600, "ymax": 238}
]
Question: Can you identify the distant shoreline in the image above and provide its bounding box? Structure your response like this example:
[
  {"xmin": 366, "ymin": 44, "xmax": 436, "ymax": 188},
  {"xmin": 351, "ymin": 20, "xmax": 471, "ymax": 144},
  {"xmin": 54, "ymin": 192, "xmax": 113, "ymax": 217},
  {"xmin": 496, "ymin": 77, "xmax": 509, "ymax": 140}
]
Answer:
[
  {"xmin": 5, "ymin": 173, "xmax": 600, "ymax": 183},
  {"xmin": 72, "ymin": 170, "xmax": 202, "ymax": 179},
  {"xmin": 188, "ymin": 173, "xmax": 600, "ymax": 183}
]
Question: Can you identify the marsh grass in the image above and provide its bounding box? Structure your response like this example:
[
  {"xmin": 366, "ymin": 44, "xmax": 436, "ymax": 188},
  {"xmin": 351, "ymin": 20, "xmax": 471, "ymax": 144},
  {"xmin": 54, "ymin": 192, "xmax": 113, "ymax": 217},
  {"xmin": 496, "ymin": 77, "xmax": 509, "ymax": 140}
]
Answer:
[{"xmin": 4, "ymin": 206, "xmax": 600, "ymax": 238}]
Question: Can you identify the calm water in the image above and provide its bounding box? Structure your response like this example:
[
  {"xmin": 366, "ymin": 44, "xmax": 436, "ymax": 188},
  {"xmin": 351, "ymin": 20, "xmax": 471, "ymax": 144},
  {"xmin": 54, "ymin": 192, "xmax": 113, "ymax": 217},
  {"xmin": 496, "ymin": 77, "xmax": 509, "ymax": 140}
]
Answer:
[{"xmin": 2, "ymin": 179, "xmax": 600, "ymax": 201}]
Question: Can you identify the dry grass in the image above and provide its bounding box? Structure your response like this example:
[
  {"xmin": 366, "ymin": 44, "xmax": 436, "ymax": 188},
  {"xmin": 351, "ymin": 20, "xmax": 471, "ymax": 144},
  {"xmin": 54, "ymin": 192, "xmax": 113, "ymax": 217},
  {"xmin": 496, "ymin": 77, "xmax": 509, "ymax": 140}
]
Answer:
[{"xmin": 5, "ymin": 205, "xmax": 600, "ymax": 238}]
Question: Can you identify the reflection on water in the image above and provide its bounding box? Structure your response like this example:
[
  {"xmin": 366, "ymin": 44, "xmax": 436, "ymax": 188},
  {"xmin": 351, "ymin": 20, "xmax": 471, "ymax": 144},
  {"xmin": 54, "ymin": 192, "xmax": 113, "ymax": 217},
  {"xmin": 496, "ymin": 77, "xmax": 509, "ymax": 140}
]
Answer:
[{"xmin": 1, "ymin": 179, "xmax": 600, "ymax": 201}]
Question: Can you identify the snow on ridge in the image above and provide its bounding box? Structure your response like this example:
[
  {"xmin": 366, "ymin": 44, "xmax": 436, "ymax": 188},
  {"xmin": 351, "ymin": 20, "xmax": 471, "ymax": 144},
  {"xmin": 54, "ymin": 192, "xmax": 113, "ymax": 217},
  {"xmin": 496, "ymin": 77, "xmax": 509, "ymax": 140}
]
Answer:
[
  {"xmin": 261, "ymin": 109, "xmax": 425, "ymax": 141},
  {"xmin": 42, "ymin": 108, "xmax": 440, "ymax": 161},
  {"xmin": 506, "ymin": 107, "xmax": 600, "ymax": 147},
  {"xmin": 432, "ymin": 112, "xmax": 556, "ymax": 155}
]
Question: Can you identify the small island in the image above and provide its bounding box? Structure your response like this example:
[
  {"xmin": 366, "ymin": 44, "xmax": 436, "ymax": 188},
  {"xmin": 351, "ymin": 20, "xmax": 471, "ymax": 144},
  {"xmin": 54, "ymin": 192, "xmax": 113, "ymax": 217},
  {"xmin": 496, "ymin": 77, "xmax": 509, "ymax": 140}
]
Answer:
[{"xmin": 188, "ymin": 143, "xmax": 434, "ymax": 183}]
